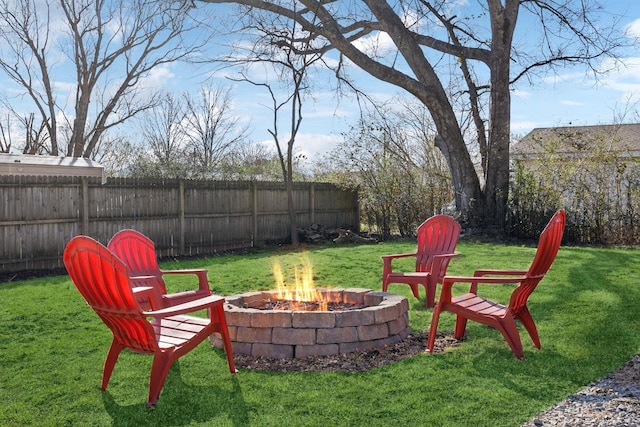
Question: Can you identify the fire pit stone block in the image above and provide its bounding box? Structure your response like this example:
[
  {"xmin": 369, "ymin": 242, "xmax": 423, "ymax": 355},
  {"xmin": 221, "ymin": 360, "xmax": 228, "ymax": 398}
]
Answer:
[
  {"xmin": 336, "ymin": 310, "xmax": 375, "ymax": 327},
  {"xmin": 292, "ymin": 311, "xmax": 336, "ymax": 328},
  {"xmin": 317, "ymin": 326, "xmax": 358, "ymax": 344},
  {"xmin": 272, "ymin": 327, "xmax": 316, "ymax": 345},
  {"xmin": 357, "ymin": 323, "xmax": 390, "ymax": 341},
  {"xmin": 236, "ymin": 326, "xmax": 272, "ymax": 343},
  {"xmin": 252, "ymin": 343, "xmax": 294, "ymax": 359},
  {"xmin": 251, "ymin": 311, "xmax": 292, "ymax": 328}
]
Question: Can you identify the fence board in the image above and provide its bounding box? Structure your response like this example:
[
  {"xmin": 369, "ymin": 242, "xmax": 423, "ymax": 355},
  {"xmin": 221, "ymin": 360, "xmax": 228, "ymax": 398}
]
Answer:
[{"xmin": 0, "ymin": 177, "xmax": 358, "ymax": 275}]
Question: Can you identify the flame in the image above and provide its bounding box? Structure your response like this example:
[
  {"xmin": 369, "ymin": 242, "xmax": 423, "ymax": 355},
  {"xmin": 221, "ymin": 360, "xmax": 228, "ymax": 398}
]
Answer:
[{"xmin": 273, "ymin": 255, "xmax": 328, "ymax": 310}]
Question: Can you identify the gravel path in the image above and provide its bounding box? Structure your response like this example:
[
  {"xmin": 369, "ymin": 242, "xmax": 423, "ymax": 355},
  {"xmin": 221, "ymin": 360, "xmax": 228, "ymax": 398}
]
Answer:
[{"xmin": 521, "ymin": 355, "xmax": 640, "ymax": 427}]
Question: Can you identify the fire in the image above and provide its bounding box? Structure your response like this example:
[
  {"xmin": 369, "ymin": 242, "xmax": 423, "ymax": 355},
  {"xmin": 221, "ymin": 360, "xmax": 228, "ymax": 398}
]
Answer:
[{"xmin": 272, "ymin": 255, "xmax": 328, "ymax": 311}]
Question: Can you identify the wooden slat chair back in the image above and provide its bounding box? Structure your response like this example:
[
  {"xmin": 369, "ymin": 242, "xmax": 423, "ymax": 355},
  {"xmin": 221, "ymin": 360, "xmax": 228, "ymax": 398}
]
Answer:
[{"xmin": 108, "ymin": 229, "xmax": 210, "ymax": 308}]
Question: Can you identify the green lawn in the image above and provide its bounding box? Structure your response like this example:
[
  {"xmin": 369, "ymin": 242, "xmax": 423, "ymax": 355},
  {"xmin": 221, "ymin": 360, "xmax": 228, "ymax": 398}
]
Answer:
[{"xmin": 1, "ymin": 240, "xmax": 639, "ymax": 426}]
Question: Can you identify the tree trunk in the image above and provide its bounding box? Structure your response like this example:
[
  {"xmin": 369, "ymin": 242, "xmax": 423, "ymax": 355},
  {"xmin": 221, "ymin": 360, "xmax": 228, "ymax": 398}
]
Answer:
[
  {"xmin": 286, "ymin": 171, "xmax": 299, "ymax": 246},
  {"xmin": 482, "ymin": 1, "xmax": 519, "ymax": 230}
]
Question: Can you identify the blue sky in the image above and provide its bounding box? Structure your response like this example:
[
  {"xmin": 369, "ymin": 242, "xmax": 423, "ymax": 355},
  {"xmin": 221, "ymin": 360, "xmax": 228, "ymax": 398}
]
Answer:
[{"xmin": 510, "ymin": 1, "xmax": 640, "ymax": 135}]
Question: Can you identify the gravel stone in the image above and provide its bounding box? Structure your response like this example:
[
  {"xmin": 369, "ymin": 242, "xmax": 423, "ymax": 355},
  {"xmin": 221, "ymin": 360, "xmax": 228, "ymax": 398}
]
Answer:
[{"xmin": 521, "ymin": 355, "xmax": 640, "ymax": 427}]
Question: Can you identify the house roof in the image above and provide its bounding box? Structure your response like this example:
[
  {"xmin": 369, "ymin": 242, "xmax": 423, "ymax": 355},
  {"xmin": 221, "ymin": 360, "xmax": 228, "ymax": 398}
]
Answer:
[
  {"xmin": 512, "ymin": 123, "xmax": 640, "ymax": 159},
  {"xmin": 0, "ymin": 153, "xmax": 105, "ymax": 182}
]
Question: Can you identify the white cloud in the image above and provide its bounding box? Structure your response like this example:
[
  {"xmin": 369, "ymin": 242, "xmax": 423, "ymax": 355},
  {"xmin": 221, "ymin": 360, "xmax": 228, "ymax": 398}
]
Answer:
[
  {"xmin": 561, "ymin": 100, "xmax": 583, "ymax": 106},
  {"xmin": 625, "ymin": 19, "xmax": 640, "ymax": 38},
  {"xmin": 252, "ymin": 132, "xmax": 343, "ymax": 165},
  {"xmin": 139, "ymin": 65, "xmax": 176, "ymax": 91},
  {"xmin": 295, "ymin": 132, "xmax": 343, "ymax": 159},
  {"xmin": 595, "ymin": 57, "xmax": 640, "ymax": 92},
  {"xmin": 352, "ymin": 32, "xmax": 396, "ymax": 58},
  {"xmin": 542, "ymin": 71, "xmax": 585, "ymax": 85},
  {"xmin": 511, "ymin": 89, "xmax": 532, "ymax": 99}
]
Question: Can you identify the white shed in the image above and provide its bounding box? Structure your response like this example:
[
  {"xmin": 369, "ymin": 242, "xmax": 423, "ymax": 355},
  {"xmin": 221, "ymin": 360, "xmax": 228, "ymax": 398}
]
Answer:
[{"xmin": 0, "ymin": 154, "xmax": 105, "ymax": 183}]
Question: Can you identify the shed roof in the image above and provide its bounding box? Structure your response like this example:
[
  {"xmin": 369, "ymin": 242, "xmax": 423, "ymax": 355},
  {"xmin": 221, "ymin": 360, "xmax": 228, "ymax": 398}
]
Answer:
[
  {"xmin": 0, "ymin": 153, "xmax": 105, "ymax": 182},
  {"xmin": 512, "ymin": 123, "xmax": 640, "ymax": 159}
]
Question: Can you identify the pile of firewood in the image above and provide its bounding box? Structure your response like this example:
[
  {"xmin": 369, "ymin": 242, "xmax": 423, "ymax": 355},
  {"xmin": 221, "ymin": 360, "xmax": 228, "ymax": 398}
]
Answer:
[{"xmin": 297, "ymin": 224, "xmax": 376, "ymax": 244}]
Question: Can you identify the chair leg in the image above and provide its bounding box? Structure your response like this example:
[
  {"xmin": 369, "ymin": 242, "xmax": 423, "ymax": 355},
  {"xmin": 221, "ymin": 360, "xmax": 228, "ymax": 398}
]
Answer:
[
  {"xmin": 147, "ymin": 351, "xmax": 174, "ymax": 408},
  {"xmin": 102, "ymin": 340, "xmax": 125, "ymax": 390},
  {"xmin": 212, "ymin": 305, "xmax": 237, "ymax": 373},
  {"xmin": 496, "ymin": 317, "xmax": 525, "ymax": 359},
  {"xmin": 516, "ymin": 307, "xmax": 541, "ymax": 349},
  {"xmin": 408, "ymin": 284, "xmax": 420, "ymax": 299},
  {"xmin": 426, "ymin": 303, "xmax": 444, "ymax": 352},
  {"xmin": 454, "ymin": 316, "xmax": 468, "ymax": 340},
  {"xmin": 424, "ymin": 283, "xmax": 436, "ymax": 308}
]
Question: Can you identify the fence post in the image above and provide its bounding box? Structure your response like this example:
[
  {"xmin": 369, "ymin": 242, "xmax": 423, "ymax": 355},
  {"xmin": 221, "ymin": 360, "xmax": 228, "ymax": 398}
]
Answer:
[
  {"xmin": 310, "ymin": 183, "xmax": 315, "ymax": 225},
  {"xmin": 179, "ymin": 180, "xmax": 185, "ymax": 256},
  {"xmin": 252, "ymin": 181, "xmax": 258, "ymax": 247},
  {"xmin": 81, "ymin": 178, "xmax": 89, "ymax": 235}
]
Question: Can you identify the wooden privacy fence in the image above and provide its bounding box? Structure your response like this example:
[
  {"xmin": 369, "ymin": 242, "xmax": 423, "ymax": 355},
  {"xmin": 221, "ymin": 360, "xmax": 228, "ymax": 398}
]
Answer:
[{"xmin": 0, "ymin": 176, "xmax": 359, "ymax": 275}]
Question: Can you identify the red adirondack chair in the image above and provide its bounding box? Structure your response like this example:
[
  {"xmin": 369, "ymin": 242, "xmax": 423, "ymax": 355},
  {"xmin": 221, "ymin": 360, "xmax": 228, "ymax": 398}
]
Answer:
[
  {"xmin": 63, "ymin": 235, "xmax": 236, "ymax": 407},
  {"xmin": 382, "ymin": 215, "xmax": 461, "ymax": 308},
  {"xmin": 427, "ymin": 209, "xmax": 566, "ymax": 359},
  {"xmin": 108, "ymin": 229, "xmax": 210, "ymax": 308}
]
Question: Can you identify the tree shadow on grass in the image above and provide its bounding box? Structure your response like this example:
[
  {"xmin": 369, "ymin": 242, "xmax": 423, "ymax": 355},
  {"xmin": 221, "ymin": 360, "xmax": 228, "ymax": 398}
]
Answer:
[{"xmin": 102, "ymin": 363, "xmax": 250, "ymax": 427}]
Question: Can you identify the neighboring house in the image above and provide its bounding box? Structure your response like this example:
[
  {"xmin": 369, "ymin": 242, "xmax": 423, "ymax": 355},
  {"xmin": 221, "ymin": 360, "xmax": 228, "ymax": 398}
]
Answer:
[
  {"xmin": 510, "ymin": 123, "xmax": 640, "ymax": 244},
  {"xmin": 511, "ymin": 123, "xmax": 640, "ymax": 164},
  {"xmin": 0, "ymin": 153, "xmax": 105, "ymax": 183}
]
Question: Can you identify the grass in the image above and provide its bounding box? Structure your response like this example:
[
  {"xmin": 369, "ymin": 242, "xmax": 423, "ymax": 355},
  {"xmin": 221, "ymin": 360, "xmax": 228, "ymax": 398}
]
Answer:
[{"xmin": 1, "ymin": 240, "xmax": 640, "ymax": 426}]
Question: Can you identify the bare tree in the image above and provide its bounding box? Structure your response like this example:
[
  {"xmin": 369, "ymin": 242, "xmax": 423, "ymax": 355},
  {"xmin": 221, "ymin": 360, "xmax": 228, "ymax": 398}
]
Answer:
[
  {"xmin": 0, "ymin": 110, "xmax": 50, "ymax": 154},
  {"xmin": 319, "ymin": 99, "xmax": 452, "ymax": 237},
  {"xmin": 182, "ymin": 84, "xmax": 250, "ymax": 178},
  {"xmin": 224, "ymin": 11, "xmax": 324, "ymax": 245},
  {"xmin": 91, "ymin": 132, "xmax": 136, "ymax": 176},
  {"xmin": 199, "ymin": 0, "xmax": 630, "ymax": 230},
  {"xmin": 19, "ymin": 113, "xmax": 50, "ymax": 154},
  {"xmin": 0, "ymin": 114, "xmax": 11, "ymax": 153},
  {"xmin": 217, "ymin": 142, "xmax": 283, "ymax": 180},
  {"xmin": 0, "ymin": 0, "xmax": 215, "ymax": 158},
  {"xmin": 137, "ymin": 92, "xmax": 188, "ymax": 173}
]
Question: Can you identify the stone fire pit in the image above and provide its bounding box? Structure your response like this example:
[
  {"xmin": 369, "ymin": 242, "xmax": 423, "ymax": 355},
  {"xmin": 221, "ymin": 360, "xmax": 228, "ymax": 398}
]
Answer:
[{"xmin": 210, "ymin": 288, "xmax": 410, "ymax": 359}]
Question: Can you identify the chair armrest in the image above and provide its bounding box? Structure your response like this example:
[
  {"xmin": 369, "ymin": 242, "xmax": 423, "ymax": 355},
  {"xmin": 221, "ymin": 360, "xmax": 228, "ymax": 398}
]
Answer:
[
  {"xmin": 382, "ymin": 253, "xmax": 417, "ymax": 260},
  {"xmin": 381, "ymin": 253, "xmax": 416, "ymax": 275},
  {"xmin": 144, "ymin": 294, "xmax": 225, "ymax": 318},
  {"xmin": 161, "ymin": 268, "xmax": 208, "ymax": 275},
  {"xmin": 473, "ymin": 269, "xmax": 529, "ymax": 277},
  {"xmin": 159, "ymin": 269, "xmax": 210, "ymax": 292},
  {"xmin": 439, "ymin": 274, "xmax": 527, "ymax": 302},
  {"xmin": 129, "ymin": 275, "xmax": 162, "ymax": 291},
  {"xmin": 132, "ymin": 286, "xmax": 163, "ymax": 310}
]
